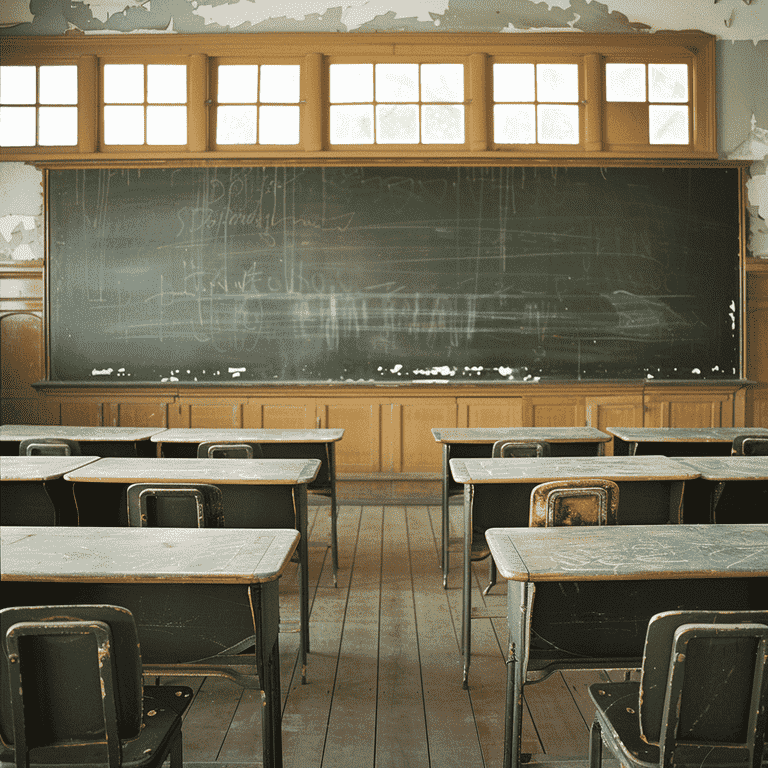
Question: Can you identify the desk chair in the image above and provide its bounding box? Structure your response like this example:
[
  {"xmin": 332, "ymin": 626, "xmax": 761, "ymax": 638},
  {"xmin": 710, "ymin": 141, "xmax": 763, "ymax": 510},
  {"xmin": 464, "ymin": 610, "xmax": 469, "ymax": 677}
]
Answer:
[
  {"xmin": 588, "ymin": 610, "xmax": 768, "ymax": 768},
  {"xmin": 127, "ymin": 483, "xmax": 224, "ymax": 528},
  {"xmin": 529, "ymin": 478, "xmax": 619, "ymax": 528},
  {"xmin": 19, "ymin": 437, "xmax": 81, "ymax": 457},
  {"xmin": 0, "ymin": 604, "xmax": 192, "ymax": 768},
  {"xmin": 732, "ymin": 435, "xmax": 768, "ymax": 456},
  {"xmin": 196, "ymin": 441, "xmax": 263, "ymax": 459}
]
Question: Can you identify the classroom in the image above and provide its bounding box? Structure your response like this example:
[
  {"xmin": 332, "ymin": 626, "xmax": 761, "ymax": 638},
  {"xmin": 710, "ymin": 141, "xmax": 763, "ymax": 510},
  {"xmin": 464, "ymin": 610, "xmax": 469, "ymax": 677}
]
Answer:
[{"xmin": 1, "ymin": 2, "xmax": 767, "ymax": 767}]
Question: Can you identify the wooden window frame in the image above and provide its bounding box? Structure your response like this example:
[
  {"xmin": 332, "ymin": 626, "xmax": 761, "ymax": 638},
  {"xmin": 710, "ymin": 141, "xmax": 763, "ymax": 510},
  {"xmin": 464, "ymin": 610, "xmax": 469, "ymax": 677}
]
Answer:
[{"xmin": 0, "ymin": 31, "xmax": 716, "ymax": 166}]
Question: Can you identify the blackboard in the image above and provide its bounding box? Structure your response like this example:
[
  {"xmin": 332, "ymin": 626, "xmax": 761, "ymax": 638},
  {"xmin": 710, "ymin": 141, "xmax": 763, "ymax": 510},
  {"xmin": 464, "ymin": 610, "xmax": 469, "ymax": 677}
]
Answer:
[{"xmin": 48, "ymin": 166, "xmax": 742, "ymax": 384}]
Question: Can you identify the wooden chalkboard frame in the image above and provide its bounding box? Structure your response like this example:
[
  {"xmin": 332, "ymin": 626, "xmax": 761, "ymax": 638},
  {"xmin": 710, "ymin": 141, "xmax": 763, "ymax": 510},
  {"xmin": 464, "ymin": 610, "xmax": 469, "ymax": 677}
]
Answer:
[{"xmin": 44, "ymin": 163, "xmax": 747, "ymax": 385}]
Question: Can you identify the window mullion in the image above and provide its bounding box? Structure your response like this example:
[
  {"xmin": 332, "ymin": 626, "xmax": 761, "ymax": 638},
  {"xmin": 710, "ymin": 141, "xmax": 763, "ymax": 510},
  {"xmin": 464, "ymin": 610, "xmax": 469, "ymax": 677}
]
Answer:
[
  {"xmin": 78, "ymin": 55, "xmax": 98, "ymax": 154},
  {"xmin": 188, "ymin": 53, "xmax": 209, "ymax": 153},
  {"xmin": 468, "ymin": 52, "xmax": 488, "ymax": 152},
  {"xmin": 583, "ymin": 52, "xmax": 603, "ymax": 152},
  {"xmin": 303, "ymin": 53, "xmax": 324, "ymax": 152}
]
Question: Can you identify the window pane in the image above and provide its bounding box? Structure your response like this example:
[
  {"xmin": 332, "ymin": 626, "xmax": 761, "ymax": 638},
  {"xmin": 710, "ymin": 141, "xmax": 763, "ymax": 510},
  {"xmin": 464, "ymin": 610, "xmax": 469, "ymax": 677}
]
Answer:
[
  {"xmin": 0, "ymin": 106, "xmax": 36, "ymax": 145},
  {"xmin": 104, "ymin": 64, "xmax": 143, "ymax": 104},
  {"xmin": 39, "ymin": 106, "xmax": 77, "ymax": 145},
  {"xmin": 537, "ymin": 104, "xmax": 579, "ymax": 143},
  {"xmin": 649, "ymin": 105, "xmax": 689, "ymax": 144},
  {"xmin": 493, "ymin": 63, "xmax": 535, "ymax": 103},
  {"xmin": 147, "ymin": 64, "xmax": 186, "ymax": 104},
  {"xmin": 376, "ymin": 104, "xmax": 419, "ymax": 143},
  {"xmin": 649, "ymin": 64, "xmax": 688, "ymax": 103},
  {"xmin": 218, "ymin": 65, "xmax": 259, "ymax": 103},
  {"xmin": 536, "ymin": 64, "xmax": 579, "ymax": 103},
  {"xmin": 260, "ymin": 65, "xmax": 300, "ymax": 103},
  {"xmin": 39, "ymin": 65, "xmax": 78, "ymax": 105},
  {"xmin": 259, "ymin": 106, "xmax": 300, "ymax": 144},
  {"xmin": 376, "ymin": 64, "xmax": 419, "ymax": 102},
  {"xmin": 217, "ymin": 105, "xmax": 257, "ymax": 144},
  {"xmin": 330, "ymin": 104, "xmax": 374, "ymax": 143},
  {"xmin": 421, "ymin": 64, "xmax": 463, "ymax": 102},
  {"xmin": 147, "ymin": 105, "xmax": 186, "ymax": 144},
  {"xmin": 605, "ymin": 63, "xmax": 645, "ymax": 102},
  {"xmin": 421, "ymin": 104, "xmax": 464, "ymax": 143},
  {"xmin": 0, "ymin": 66, "xmax": 36, "ymax": 104},
  {"xmin": 104, "ymin": 105, "xmax": 144, "ymax": 144},
  {"xmin": 330, "ymin": 64, "xmax": 373, "ymax": 103},
  {"xmin": 494, "ymin": 104, "xmax": 536, "ymax": 143}
]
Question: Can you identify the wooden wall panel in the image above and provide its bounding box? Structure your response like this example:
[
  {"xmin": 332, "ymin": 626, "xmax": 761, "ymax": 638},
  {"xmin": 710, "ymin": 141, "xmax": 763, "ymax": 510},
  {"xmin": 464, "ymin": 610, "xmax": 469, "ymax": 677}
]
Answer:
[
  {"xmin": 318, "ymin": 399, "xmax": 383, "ymax": 474},
  {"xmin": 456, "ymin": 397, "xmax": 523, "ymax": 428},
  {"xmin": 246, "ymin": 398, "xmax": 317, "ymax": 429},
  {"xmin": 384, "ymin": 398, "xmax": 455, "ymax": 474},
  {"xmin": 586, "ymin": 395, "xmax": 644, "ymax": 455},
  {"xmin": 524, "ymin": 397, "xmax": 585, "ymax": 427},
  {"xmin": 107, "ymin": 402, "xmax": 169, "ymax": 427},
  {"xmin": 60, "ymin": 400, "xmax": 102, "ymax": 426},
  {"xmin": 172, "ymin": 400, "xmax": 243, "ymax": 428}
]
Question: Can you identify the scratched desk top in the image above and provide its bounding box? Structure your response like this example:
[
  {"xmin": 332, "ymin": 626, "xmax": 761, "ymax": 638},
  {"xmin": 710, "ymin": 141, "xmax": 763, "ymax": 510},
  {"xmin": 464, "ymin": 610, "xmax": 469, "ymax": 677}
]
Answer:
[
  {"xmin": 63, "ymin": 457, "xmax": 321, "ymax": 485},
  {"xmin": 0, "ymin": 455, "xmax": 101, "ymax": 481},
  {"xmin": 153, "ymin": 428, "xmax": 345, "ymax": 443},
  {"xmin": 450, "ymin": 456, "xmax": 699, "ymax": 484},
  {"xmin": 432, "ymin": 427, "xmax": 610, "ymax": 444},
  {"xmin": 0, "ymin": 425, "xmax": 167, "ymax": 441},
  {"xmin": 485, "ymin": 524, "xmax": 768, "ymax": 582},
  {"xmin": 0, "ymin": 526, "xmax": 300, "ymax": 583},
  {"xmin": 676, "ymin": 456, "xmax": 768, "ymax": 481},
  {"xmin": 605, "ymin": 427, "xmax": 768, "ymax": 443}
]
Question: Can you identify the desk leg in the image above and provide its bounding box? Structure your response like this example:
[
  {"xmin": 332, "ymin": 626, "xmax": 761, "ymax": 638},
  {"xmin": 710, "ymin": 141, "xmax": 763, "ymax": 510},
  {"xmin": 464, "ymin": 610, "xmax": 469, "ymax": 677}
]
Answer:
[
  {"xmin": 296, "ymin": 485, "xmax": 310, "ymax": 683},
  {"xmin": 710, "ymin": 481, "xmax": 727, "ymax": 523},
  {"xmin": 442, "ymin": 444, "xmax": 450, "ymax": 589},
  {"xmin": 328, "ymin": 443, "xmax": 339, "ymax": 588},
  {"xmin": 669, "ymin": 480, "xmax": 685, "ymax": 524},
  {"xmin": 461, "ymin": 483, "xmax": 473, "ymax": 688},
  {"xmin": 504, "ymin": 581, "xmax": 530, "ymax": 768}
]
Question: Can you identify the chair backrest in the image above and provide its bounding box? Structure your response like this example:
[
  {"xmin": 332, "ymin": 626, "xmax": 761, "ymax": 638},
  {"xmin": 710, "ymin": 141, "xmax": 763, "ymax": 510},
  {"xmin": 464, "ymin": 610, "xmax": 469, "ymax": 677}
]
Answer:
[
  {"xmin": 732, "ymin": 435, "xmax": 768, "ymax": 456},
  {"xmin": 126, "ymin": 482, "xmax": 224, "ymax": 527},
  {"xmin": 529, "ymin": 478, "xmax": 619, "ymax": 527},
  {"xmin": 639, "ymin": 610, "xmax": 768, "ymax": 766},
  {"xmin": 0, "ymin": 604, "xmax": 143, "ymax": 761},
  {"xmin": 491, "ymin": 440, "xmax": 550, "ymax": 458},
  {"xmin": 196, "ymin": 441, "xmax": 263, "ymax": 459},
  {"xmin": 19, "ymin": 437, "xmax": 81, "ymax": 456}
]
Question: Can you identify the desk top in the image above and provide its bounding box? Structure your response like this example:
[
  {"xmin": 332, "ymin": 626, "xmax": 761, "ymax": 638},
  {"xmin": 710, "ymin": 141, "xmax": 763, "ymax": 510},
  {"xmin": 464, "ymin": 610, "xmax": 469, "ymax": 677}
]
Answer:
[
  {"xmin": 432, "ymin": 427, "xmax": 610, "ymax": 444},
  {"xmin": 450, "ymin": 455, "xmax": 699, "ymax": 484},
  {"xmin": 676, "ymin": 456, "xmax": 768, "ymax": 481},
  {"xmin": 0, "ymin": 455, "xmax": 101, "ymax": 481},
  {"xmin": 0, "ymin": 425, "xmax": 166, "ymax": 441},
  {"xmin": 64, "ymin": 457, "xmax": 321, "ymax": 485},
  {"xmin": 605, "ymin": 427, "xmax": 768, "ymax": 443},
  {"xmin": 153, "ymin": 428, "xmax": 344, "ymax": 443},
  {"xmin": 486, "ymin": 524, "xmax": 768, "ymax": 582},
  {"xmin": 0, "ymin": 526, "xmax": 300, "ymax": 584}
]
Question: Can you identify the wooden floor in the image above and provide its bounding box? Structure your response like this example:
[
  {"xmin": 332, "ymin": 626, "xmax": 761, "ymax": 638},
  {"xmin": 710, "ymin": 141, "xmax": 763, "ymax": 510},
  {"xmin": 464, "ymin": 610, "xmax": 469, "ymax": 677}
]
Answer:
[{"xmin": 172, "ymin": 495, "xmax": 627, "ymax": 768}]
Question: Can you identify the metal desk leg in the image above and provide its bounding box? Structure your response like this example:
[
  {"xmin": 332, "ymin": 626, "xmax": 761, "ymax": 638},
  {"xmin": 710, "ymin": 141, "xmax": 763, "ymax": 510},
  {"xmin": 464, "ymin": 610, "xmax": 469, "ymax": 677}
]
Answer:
[
  {"xmin": 295, "ymin": 485, "xmax": 310, "ymax": 683},
  {"xmin": 328, "ymin": 442, "xmax": 339, "ymax": 588},
  {"xmin": 442, "ymin": 444, "xmax": 450, "ymax": 589},
  {"xmin": 711, "ymin": 481, "xmax": 726, "ymax": 523},
  {"xmin": 504, "ymin": 580, "xmax": 531, "ymax": 768},
  {"xmin": 669, "ymin": 480, "xmax": 685, "ymax": 524},
  {"xmin": 461, "ymin": 483, "xmax": 473, "ymax": 688}
]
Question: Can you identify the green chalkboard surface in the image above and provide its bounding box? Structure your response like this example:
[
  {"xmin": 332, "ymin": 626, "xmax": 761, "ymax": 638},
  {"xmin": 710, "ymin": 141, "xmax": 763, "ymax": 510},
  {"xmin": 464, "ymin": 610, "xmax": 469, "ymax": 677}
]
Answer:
[{"xmin": 49, "ymin": 166, "xmax": 741, "ymax": 383}]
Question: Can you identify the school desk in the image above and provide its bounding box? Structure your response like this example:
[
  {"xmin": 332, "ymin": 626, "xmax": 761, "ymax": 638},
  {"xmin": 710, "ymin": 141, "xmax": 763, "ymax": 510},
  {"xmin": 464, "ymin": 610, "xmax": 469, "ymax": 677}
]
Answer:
[
  {"xmin": 0, "ymin": 425, "xmax": 166, "ymax": 457},
  {"xmin": 0, "ymin": 455, "xmax": 100, "ymax": 525},
  {"xmin": 607, "ymin": 427, "xmax": 768, "ymax": 457},
  {"xmin": 64, "ymin": 456, "xmax": 320, "ymax": 682},
  {"xmin": 485, "ymin": 524, "xmax": 768, "ymax": 768},
  {"xmin": 449, "ymin": 455, "xmax": 700, "ymax": 686},
  {"xmin": 431, "ymin": 427, "xmax": 611, "ymax": 587},
  {"xmin": 153, "ymin": 427, "xmax": 344, "ymax": 585},
  {"xmin": 0, "ymin": 525, "xmax": 299, "ymax": 768}
]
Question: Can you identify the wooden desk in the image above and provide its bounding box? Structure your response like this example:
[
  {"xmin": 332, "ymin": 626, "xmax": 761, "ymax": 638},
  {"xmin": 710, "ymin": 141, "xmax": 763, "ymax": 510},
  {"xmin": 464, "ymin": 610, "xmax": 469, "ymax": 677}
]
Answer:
[
  {"xmin": 449, "ymin": 455, "xmax": 699, "ymax": 687},
  {"xmin": 153, "ymin": 428, "xmax": 344, "ymax": 586},
  {"xmin": 0, "ymin": 525, "xmax": 299, "ymax": 768},
  {"xmin": 64, "ymin": 456, "xmax": 320, "ymax": 682},
  {"xmin": 676, "ymin": 456, "xmax": 768, "ymax": 523},
  {"xmin": 0, "ymin": 455, "xmax": 100, "ymax": 525},
  {"xmin": 485, "ymin": 524, "xmax": 768, "ymax": 768},
  {"xmin": 431, "ymin": 428, "xmax": 611, "ymax": 587},
  {"xmin": 607, "ymin": 427, "xmax": 768, "ymax": 457},
  {"xmin": 0, "ymin": 425, "xmax": 166, "ymax": 458}
]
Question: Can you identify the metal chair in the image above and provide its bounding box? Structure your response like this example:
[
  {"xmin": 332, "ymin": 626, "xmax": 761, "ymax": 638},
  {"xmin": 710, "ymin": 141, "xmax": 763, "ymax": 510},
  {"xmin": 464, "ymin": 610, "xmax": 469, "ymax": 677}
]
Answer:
[
  {"xmin": 196, "ymin": 441, "xmax": 263, "ymax": 459},
  {"xmin": 19, "ymin": 437, "xmax": 81, "ymax": 456},
  {"xmin": 0, "ymin": 604, "xmax": 193, "ymax": 768},
  {"xmin": 491, "ymin": 440, "xmax": 550, "ymax": 458},
  {"xmin": 529, "ymin": 478, "xmax": 619, "ymax": 528},
  {"xmin": 588, "ymin": 610, "xmax": 768, "ymax": 768},
  {"xmin": 126, "ymin": 483, "xmax": 224, "ymax": 528},
  {"xmin": 732, "ymin": 435, "xmax": 768, "ymax": 456}
]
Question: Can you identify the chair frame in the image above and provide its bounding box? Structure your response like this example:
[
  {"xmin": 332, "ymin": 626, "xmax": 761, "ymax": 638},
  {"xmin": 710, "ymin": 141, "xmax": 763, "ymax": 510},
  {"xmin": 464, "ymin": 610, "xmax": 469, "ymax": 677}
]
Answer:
[
  {"xmin": 197, "ymin": 441, "xmax": 260, "ymax": 459},
  {"xmin": 126, "ymin": 483, "xmax": 224, "ymax": 528},
  {"xmin": 19, "ymin": 437, "xmax": 81, "ymax": 457},
  {"xmin": 491, "ymin": 440, "xmax": 550, "ymax": 458},
  {"xmin": 529, "ymin": 478, "xmax": 619, "ymax": 528},
  {"xmin": 732, "ymin": 435, "xmax": 768, "ymax": 456}
]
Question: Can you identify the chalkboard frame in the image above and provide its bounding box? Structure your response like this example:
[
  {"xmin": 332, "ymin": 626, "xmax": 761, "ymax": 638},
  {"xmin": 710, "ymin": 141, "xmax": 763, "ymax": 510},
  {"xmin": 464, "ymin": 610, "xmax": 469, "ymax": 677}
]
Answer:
[{"xmin": 43, "ymin": 162, "xmax": 748, "ymax": 386}]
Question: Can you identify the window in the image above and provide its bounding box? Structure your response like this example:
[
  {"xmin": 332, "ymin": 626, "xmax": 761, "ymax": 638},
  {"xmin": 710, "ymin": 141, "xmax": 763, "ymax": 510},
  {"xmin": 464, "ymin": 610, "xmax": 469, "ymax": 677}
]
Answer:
[
  {"xmin": 329, "ymin": 63, "xmax": 465, "ymax": 145},
  {"xmin": 0, "ymin": 65, "xmax": 78, "ymax": 147}
]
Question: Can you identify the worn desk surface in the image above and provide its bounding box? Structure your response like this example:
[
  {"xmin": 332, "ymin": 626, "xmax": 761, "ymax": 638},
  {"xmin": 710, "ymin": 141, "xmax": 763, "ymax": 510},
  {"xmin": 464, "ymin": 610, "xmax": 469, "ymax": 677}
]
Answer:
[
  {"xmin": 432, "ymin": 427, "xmax": 610, "ymax": 444},
  {"xmin": 0, "ymin": 425, "xmax": 166, "ymax": 441},
  {"xmin": 606, "ymin": 427, "xmax": 768, "ymax": 443},
  {"xmin": 0, "ymin": 455, "xmax": 100, "ymax": 481},
  {"xmin": 675, "ymin": 456, "xmax": 768, "ymax": 480},
  {"xmin": 153, "ymin": 428, "xmax": 344, "ymax": 443},
  {"xmin": 0, "ymin": 525, "xmax": 300, "ymax": 583},
  {"xmin": 450, "ymin": 455, "xmax": 699, "ymax": 484},
  {"xmin": 64, "ymin": 457, "xmax": 321, "ymax": 485}
]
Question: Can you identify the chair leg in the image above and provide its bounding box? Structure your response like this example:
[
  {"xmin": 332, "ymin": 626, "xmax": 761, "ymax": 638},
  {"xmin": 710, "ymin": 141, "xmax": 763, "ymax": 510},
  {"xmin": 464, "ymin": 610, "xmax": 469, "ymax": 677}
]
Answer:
[
  {"xmin": 483, "ymin": 556, "xmax": 497, "ymax": 596},
  {"xmin": 589, "ymin": 717, "xmax": 603, "ymax": 768},
  {"xmin": 169, "ymin": 731, "xmax": 183, "ymax": 768}
]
